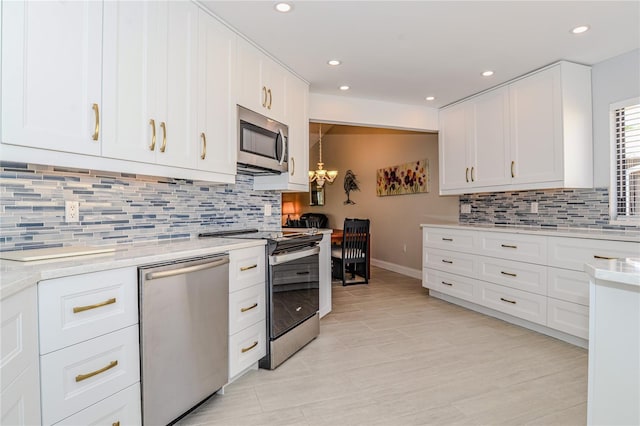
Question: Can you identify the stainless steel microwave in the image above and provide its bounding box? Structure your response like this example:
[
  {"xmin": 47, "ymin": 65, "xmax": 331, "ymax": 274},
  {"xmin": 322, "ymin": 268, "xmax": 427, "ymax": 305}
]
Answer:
[{"xmin": 237, "ymin": 106, "xmax": 288, "ymax": 175}]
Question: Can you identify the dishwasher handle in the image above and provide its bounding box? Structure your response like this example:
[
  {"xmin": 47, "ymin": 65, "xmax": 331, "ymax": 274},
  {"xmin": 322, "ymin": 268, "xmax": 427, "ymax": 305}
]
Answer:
[{"xmin": 145, "ymin": 257, "xmax": 230, "ymax": 281}]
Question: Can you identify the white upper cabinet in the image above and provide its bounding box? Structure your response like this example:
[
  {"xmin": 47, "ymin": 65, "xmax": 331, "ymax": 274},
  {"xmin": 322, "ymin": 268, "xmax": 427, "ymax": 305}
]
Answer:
[
  {"xmin": 253, "ymin": 74, "xmax": 310, "ymax": 191},
  {"xmin": 439, "ymin": 61, "xmax": 592, "ymax": 195},
  {"xmin": 196, "ymin": 10, "xmax": 237, "ymax": 175},
  {"xmin": 102, "ymin": 1, "xmax": 198, "ymax": 169},
  {"xmin": 236, "ymin": 38, "xmax": 287, "ymax": 123},
  {"xmin": 1, "ymin": 1, "xmax": 103, "ymax": 156}
]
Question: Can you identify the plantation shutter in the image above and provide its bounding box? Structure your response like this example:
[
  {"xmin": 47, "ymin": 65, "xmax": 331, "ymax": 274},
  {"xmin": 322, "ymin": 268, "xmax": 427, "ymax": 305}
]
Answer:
[{"xmin": 614, "ymin": 102, "xmax": 640, "ymax": 217}]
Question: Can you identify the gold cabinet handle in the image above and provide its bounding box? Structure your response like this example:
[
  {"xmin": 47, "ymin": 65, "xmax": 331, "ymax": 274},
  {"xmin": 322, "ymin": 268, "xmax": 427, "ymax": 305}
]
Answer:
[
  {"xmin": 267, "ymin": 88, "xmax": 272, "ymax": 109},
  {"xmin": 501, "ymin": 271, "xmax": 517, "ymax": 277},
  {"xmin": 500, "ymin": 297, "xmax": 516, "ymax": 304},
  {"xmin": 160, "ymin": 122, "xmax": 167, "ymax": 153},
  {"xmin": 240, "ymin": 264, "xmax": 258, "ymax": 271},
  {"xmin": 262, "ymin": 86, "xmax": 267, "ymax": 107},
  {"xmin": 149, "ymin": 119, "xmax": 156, "ymax": 151},
  {"xmin": 75, "ymin": 360, "xmax": 118, "ymax": 382},
  {"xmin": 73, "ymin": 297, "xmax": 116, "ymax": 314},
  {"xmin": 501, "ymin": 244, "xmax": 517, "ymax": 249},
  {"xmin": 511, "ymin": 161, "xmax": 515, "ymax": 178},
  {"xmin": 441, "ymin": 281, "xmax": 453, "ymax": 286},
  {"xmin": 442, "ymin": 238, "xmax": 453, "ymax": 242},
  {"xmin": 465, "ymin": 167, "xmax": 469, "ymax": 183},
  {"xmin": 594, "ymin": 255, "xmax": 616, "ymax": 260},
  {"xmin": 92, "ymin": 103, "xmax": 100, "ymax": 141},
  {"xmin": 241, "ymin": 341, "xmax": 259, "ymax": 353},
  {"xmin": 200, "ymin": 132, "xmax": 207, "ymax": 160},
  {"xmin": 290, "ymin": 157, "xmax": 295, "ymax": 176},
  {"xmin": 471, "ymin": 166, "xmax": 475, "ymax": 182},
  {"xmin": 240, "ymin": 302, "xmax": 258, "ymax": 313},
  {"xmin": 441, "ymin": 259, "xmax": 453, "ymax": 264},
  {"xmin": 112, "ymin": 422, "xmax": 120, "ymax": 426}
]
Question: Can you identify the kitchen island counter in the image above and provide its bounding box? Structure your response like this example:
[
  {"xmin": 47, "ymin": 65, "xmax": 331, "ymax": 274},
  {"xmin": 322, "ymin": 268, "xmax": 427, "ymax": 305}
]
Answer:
[{"xmin": 0, "ymin": 237, "xmax": 266, "ymax": 301}]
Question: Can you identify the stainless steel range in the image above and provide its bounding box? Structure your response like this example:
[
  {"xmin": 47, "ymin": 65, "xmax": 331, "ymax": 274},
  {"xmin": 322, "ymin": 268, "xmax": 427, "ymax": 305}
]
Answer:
[{"xmin": 199, "ymin": 229, "xmax": 322, "ymax": 369}]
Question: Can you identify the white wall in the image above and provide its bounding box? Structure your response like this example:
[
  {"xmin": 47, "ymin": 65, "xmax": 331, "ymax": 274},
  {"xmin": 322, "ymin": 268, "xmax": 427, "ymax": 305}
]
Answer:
[
  {"xmin": 592, "ymin": 49, "xmax": 640, "ymax": 187},
  {"xmin": 309, "ymin": 93, "xmax": 439, "ymax": 132}
]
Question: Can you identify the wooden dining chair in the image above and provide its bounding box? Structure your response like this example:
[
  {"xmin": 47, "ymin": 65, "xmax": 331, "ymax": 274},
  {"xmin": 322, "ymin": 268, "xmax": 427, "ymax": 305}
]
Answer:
[{"xmin": 331, "ymin": 218, "xmax": 370, "ymax": 286}]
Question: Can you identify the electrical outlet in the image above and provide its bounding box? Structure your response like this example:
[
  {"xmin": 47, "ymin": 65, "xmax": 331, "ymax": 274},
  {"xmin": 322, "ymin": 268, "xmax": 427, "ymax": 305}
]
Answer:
[
  {"xmin": 264, "ymin": 204, "xmax": 272, "ymax": 217},
  {"xmin": 65, "ymin": 201, "xmax": 79, "ymax": 223},
  {"xmin": 461, "ymin": 204, "xmax": 471, "ymax": 214},
  {"xmin": 531, "ymin": 202, "xmax": 539, "ymax": 214}
]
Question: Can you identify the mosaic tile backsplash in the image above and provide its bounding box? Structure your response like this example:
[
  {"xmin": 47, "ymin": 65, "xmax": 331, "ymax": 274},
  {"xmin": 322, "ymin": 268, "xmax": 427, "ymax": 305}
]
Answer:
[
  {"xmin": 459, "ymin": 187, "xmax": 638, "ymax": 230},
  {"xmin": 0, "ymin": 162, "xmax": 281, "ymax": 252}
]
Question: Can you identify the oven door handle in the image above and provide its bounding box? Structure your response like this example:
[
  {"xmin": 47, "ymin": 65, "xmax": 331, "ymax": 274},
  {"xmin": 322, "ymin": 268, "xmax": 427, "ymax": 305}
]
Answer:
[{"xmin": 269, "ymin": 246, "xmax": 320, "ymax": 266}]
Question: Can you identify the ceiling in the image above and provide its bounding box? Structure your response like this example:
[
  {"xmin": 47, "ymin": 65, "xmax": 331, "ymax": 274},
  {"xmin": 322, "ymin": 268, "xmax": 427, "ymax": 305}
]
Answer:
[{"xmin": 202, "ymin": 1, "xmax": 639, "ymax": 109}]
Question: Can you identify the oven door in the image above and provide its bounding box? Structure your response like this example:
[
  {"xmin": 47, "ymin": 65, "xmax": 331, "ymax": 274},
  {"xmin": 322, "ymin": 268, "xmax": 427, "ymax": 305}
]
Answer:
[{"xmin": 269, "ymin": 246, "xmax": 320, "ymax": 339}]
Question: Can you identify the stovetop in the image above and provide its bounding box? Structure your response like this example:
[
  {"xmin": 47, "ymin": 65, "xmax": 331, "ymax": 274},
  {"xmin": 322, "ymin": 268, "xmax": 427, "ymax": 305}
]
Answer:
[{"xmin": 198, "ymin": 228, "xmax": 322, "ymax": 254}]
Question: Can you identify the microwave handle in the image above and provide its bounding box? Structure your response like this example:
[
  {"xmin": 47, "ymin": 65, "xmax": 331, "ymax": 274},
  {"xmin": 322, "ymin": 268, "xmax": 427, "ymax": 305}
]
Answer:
[{"xmin": 278, "ymin": 129, "xmax": 287, "ymax": 165}]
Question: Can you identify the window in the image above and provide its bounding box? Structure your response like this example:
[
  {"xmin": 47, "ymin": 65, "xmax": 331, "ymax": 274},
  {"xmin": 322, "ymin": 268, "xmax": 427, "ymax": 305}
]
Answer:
[{"xmin": 611, "ymin": 98, "xmax": 640, "ymax": 222}]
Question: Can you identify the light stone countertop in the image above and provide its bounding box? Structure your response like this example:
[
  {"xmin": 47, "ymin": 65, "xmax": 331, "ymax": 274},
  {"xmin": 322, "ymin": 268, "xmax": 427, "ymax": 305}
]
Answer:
[
  {"xmin": 0, "ymin": 237, "xmax": 266, "ymax": 301},
  {"xmin": 420, "ymin": 222, "xmax": 640, "ymax": 243},
  {"xmin": 585, "ymin": 258, "xmax": 640, "ymax": 288}
]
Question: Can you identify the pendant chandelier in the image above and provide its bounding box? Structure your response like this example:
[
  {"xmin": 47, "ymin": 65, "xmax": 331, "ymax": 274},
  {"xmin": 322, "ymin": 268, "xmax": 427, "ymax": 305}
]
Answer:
[{"xmin": 308, "ymin": 124, "xmax": 338, "ymax": 187}]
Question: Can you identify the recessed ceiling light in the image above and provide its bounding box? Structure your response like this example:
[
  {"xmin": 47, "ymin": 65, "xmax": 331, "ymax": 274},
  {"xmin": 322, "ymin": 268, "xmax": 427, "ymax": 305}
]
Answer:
[
  {"xmin": 327, "ymin": 59, "xmax": 341, "ymax": 66},
  {"xmin": 425, "ymin": 96, "xmax": 436, "ymax": 101},
  {"xmin": 571, "ymin": 25, "xmax": 590, "ymax": 34},
  {"xmin": 339, "ymin": 85, "xmax": 350, "ymax": 91},
  {"xmin": 275, "ymin": 2, "xmax": 292, "ymax": 13},
  {"xmin": 482, "ymin": 70, "xmax": 494, "ymax": 77}
]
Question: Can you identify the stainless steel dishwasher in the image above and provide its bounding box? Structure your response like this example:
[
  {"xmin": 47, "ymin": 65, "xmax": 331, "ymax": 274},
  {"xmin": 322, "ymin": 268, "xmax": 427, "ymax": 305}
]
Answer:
[{"xmin": 139, "ymin": 254, "xmax": 229, "ymax": 426}]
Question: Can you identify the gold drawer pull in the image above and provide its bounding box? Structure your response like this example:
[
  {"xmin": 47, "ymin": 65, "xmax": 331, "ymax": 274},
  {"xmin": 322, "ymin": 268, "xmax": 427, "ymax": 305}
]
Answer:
[
  {"xmin": 92, "ymin": 103, "xmax": 100, "ymax": 141},
  {"xmin": 465, "ymin": 167, "xmax": 469, "ymax": 183},
  {"xmin": 240, "ymin": 264, "xmax": 258, "ymax": 272},
  {"xmin": 441, "ymin": 281, "xmax": 453, "ymax": 286},
  {"xmin": 241, "ymin": 341, "xmax": 258, "ymax": 353},
  {"xmin": 159, "ymin": 121, "xmax": 167, "ymax": 152},
  {"xmin": 442, "ymin": 238, "xmax": 453, "ymax": 242},
  {"xmin": 500, "ymin": 271, "xmax": 517, "ymax": 277},
  {"xmin": 501, "ymin": 244, "xmax": 517, "ymax": 249},
  {"xmin": 594, "ymin": 255, "xmax": 616, "ymax": 260},
  {"xmin": 113, "ymin": 422, "xmax": 120, "ymax": 426},
  {"xmin": 75, "ymin": 360, "xmax": 118, "ymax": 382},
  {"xmin": 511, "ymin": 161, "xmax": 515, "ymax": 178},
  {"xmin": 149, "ymin": 119, "xmax": 156, "ymax": 151},
  {"xmin": 267, "ymin": 88, "xmax": 272, "ymax": 109},
  {"xmin": 73, "ymin": 297, "xmax": 116, "ymax": 314},
  {"xmin": 471, "ymin": 166, "xmax": 475, "ymax": 182},
  {"xmin": 500, "ymin": 297, "xmax": 516, "ymax": 304},
  {"xmin": 240, "ymin": 303, "xmax": 258, "ymax": 313},
  {"xmin": 200, "ymin": 132, "xmax": 207, "ymax": 160},
  {"xmin": 441, "ymin": 259, "xmax": 453, "ymax": 264},
  {"xmin": 262, "ymin": 86, "xmax": 267, "ymax": 107}
]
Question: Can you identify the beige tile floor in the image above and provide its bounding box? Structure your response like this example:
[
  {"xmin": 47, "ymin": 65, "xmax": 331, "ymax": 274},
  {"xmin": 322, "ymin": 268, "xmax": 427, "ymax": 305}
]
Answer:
[{"xmin": 178, "ymin": 266, "xmax": 587, "ymax": 425}]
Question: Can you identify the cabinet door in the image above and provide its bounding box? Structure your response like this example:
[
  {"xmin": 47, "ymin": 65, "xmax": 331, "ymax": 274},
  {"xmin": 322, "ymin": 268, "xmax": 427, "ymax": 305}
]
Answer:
[
  {"xmin": 439, "ymin": 103, "xmax": 472, "ymax": 191},
  {"xmin": 261, "ymin": 56, "xmax": 287, "ymax": 122},
  {"xmin": 285, "ymin": 76, "xmax": 309, "ymax": 186},
  {"xmin": 509, "ymin": 66, "xmax": 563, "ymax": 184},
  {"xmin": 196, "ymin": 11, "xmax": 237, "ymax": 175},
  {"xmin": 161, "ymin": 1, "xmax": 198, "ymax": 169},
  {"xmin": 472, "ymin": 87, "xmax": 511, "ymax": 187},
  {"xmin": 236, "ymin": 38, "xmax": 264, "ymax": 114},
  {"xmin": 102, "ymin": 1, "xmax": 158, "ymax": 163},
  {"xmin": 1, "ymin": 1, "xmax": 102, "ymax": 155}
]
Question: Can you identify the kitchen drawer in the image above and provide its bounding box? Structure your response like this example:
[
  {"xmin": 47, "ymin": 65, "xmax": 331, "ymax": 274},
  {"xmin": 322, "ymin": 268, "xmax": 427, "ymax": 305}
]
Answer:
[
  {"xmin": 548, "ymin": 236, "xmax": 639, "ymax": 271},
  {"xmin": 423, "ymin": 248, "xmax": 476, "ymax": 278},
  {"xmin": 422, "ymin": 227, "xmax": 478, "ymax": 252},
  {"xmin": 38, "ymin": 267, "xmax": 138, "ymax": 355},
  {"xmin": 54, "ymin": 383, "xmax": 141, "ymax": 426},
  {"xmin": 40, "ymin": 325, "xmax": 140, "ymax": 425},
  {"xmin": 229, "ymin": 283, "xmax": 266, "ymax": 335},
  {"xmin": 229, "ymin": 319, "xmax": 266, "ymax": 379},
  {"xmin": 547, "ymin": 297, "xmax": 589, "ymax": 339},
  {"xmin": 476, "ymin": 281, "xmax": 547, "ymax": 326},
  {"xmin": 548, "ymin": 267, "xmax": 589, "ymax": 306},
  {"xmin": 1, "ymin": 286, "xmax": 38, "ymax": 393},
  {"xmin": 479, "ymin": 232, "xmax": 547, "ymax": 264},
  {"xmin": 422, "ymin": 268, "xmax": 476, "ymax": 303},
  {"xmin": 230, "ymin": 245, "xmax": 266, "ymax": 291},
  {"xmin": 477, "ymin": 256, "xmax": 547, "ymax": 295}
]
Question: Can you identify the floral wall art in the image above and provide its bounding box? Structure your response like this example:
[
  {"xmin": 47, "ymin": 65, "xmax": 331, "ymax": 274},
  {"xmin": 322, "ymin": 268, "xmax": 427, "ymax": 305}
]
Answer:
[{"xmin": 376, "ymin": 159, "xmax": 429, "ymax": 197}]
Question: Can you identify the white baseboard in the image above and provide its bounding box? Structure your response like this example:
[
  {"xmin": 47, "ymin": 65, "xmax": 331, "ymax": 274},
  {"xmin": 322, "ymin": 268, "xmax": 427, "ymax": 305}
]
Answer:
[{"xmin": 370, "ymin": 258, "xmax": 422, "ymax": 279}]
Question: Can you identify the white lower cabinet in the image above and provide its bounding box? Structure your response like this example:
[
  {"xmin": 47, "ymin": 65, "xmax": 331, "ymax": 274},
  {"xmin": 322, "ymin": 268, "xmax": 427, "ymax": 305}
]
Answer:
[
  {"xmin": 422, "ymin": 225, "xmax": 639, "ymax": 345},
  {"xmin": 54, "ymin": 383, "xmax": 141, "ymax": 426},
  {"xmin": 1, "ymin": 366, "xmax": 41, "ymax": 426},
  {"xmin": 229, "ymin": 320, "xmax": 267, "ymax": 380}
]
